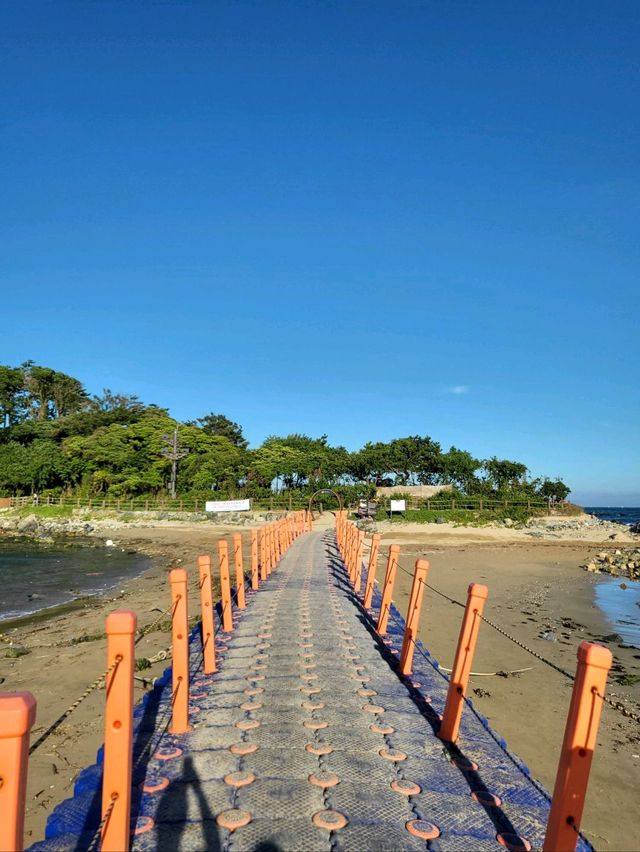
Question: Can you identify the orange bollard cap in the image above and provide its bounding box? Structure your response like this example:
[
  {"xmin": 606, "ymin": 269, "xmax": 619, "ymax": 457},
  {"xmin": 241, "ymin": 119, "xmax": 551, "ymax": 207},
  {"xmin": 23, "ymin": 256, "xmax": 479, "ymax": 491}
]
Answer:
[
  {"xmin": 170, "ymin": 567, "xmax": 188, "ymax": 583},
  {"xmin": 197, "ymin": 554, "xmax": 211, "ymax": 567},
  {"xmin": 389, "ymin": 544, "xmax": 400, "ymax": 553},
  {"xmin": 105, "ymin": 609, "xmax": 137, "ymax": 635},
  {"xmin": 577, "ymin": 641, "xmax": 613, "ymax": 669},
  {"xmin": 0, "ymin": 691, "xmax": 37, "ymax": 737},
  {"xmin": 468, "ymin": 582, "xmax": 489, "ymax": 600}
]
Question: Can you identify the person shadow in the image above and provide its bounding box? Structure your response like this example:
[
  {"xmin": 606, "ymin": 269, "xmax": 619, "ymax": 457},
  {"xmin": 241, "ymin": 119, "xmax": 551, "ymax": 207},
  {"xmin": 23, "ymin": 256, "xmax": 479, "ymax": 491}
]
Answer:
[{"xmin": 152, "ymin": 755, "xmax": 222, "ymax": 850}]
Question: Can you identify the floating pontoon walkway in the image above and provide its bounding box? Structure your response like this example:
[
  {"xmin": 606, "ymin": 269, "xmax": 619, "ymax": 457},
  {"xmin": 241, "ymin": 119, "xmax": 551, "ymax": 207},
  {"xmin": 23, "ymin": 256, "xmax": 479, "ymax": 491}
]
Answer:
[{"xmin": 33, "ymin": 531, "xmax": 591, "ymax": 851}]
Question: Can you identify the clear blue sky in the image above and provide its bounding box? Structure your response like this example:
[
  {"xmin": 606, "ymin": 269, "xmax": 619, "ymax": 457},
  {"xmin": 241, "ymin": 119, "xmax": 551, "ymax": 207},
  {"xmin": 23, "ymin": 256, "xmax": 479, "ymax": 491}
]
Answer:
[{"xmin": 2, "ymin": 1, "xmax": 639, "ymax": 505}]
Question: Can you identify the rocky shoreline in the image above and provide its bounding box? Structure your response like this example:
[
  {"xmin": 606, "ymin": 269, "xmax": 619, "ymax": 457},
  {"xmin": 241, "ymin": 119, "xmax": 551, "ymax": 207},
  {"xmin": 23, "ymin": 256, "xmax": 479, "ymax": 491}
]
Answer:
[
  {"xmin": 583, "ymin": 547, "xmax": 640, "ymax": 581},
  {"xmin": 0, "ymin": 508, "xmax": 281, "ymax": 541}
]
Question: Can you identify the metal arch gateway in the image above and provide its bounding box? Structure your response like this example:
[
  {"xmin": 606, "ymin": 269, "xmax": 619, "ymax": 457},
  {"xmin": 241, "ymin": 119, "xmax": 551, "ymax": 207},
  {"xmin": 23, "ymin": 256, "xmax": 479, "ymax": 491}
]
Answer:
[{"xmin": 308, "ymin": 488, "xmax": 343, "ymax": 516}]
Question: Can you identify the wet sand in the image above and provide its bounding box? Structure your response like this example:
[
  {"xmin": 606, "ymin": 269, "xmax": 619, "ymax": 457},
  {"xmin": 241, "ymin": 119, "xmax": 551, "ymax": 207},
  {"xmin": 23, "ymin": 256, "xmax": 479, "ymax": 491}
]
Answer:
[{"xmin": 2, "ymin": 519, "xmax": 639, "ymax": 848}]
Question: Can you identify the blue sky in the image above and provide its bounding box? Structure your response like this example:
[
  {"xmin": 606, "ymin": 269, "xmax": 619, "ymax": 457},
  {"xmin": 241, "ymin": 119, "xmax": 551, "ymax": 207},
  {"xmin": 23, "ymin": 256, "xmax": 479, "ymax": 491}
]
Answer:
[{"xmin": 2, "ymin": 1, "xmax": 639, "ymax": 505}]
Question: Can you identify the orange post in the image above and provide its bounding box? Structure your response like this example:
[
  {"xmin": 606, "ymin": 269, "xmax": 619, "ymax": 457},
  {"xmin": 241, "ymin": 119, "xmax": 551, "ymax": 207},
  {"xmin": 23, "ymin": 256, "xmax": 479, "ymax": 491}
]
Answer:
[
  {"xmin": 346, "ymin": 524, "xmax": 355, "ymax": 582},
  {"xmin": 307, "ymin": 509, "xmax": 312, "ymax": 531},
  {"xmin": 197, "ymin": 554, "xmax": 217, "ymax": 674},
  {"xmin": 251, "ymin": 529, "xmax": 259, "ymax": 590},
  {"xmin": 259, "ymin": 527, "xmax": 268, "ymax": 581},
  {"xmin": 101, "ymin": 610, "xmax": 137, "ymax": 852},
  {"xmin": 376, "ymin": 545, "xmax": 400, "ymax": 635},
  {"xmin": 269, "ymin": 525, "xmax": 276, "ymax": 574},
  {"xmin": 233, "ymin": 533, "xmax": 246, "ymax": 609},
  {"xmin": 363, "ymin": 533, "xmax": 381, "ymax": 609},
  {"xmin": 354, "ymin": 530, "xmax": 365, "ymax": 594},
  {"xmin": 277, "ymin": 523, "xmax": 284, "ymax": 559},
  {"xmin": 217, "ymin": 540, "xmax": 233, "ymax": 632},
  {"xmin": 169, "ymin": 569, "xmax": 191, "ymax": 734},
  {"xmin": 543, "ymin": 642, "xmax": 613, "ymax": 852},
  {"xmin": 438, "ymin": 583, "xmax": 488, "ymax": 743},
  {"xmin": 0, "ymin": 691, "xmax": 36, "ymax": 852},
  {"xmin": 399, "ymin": 560, "xmax": 430, "ymax": 676}
]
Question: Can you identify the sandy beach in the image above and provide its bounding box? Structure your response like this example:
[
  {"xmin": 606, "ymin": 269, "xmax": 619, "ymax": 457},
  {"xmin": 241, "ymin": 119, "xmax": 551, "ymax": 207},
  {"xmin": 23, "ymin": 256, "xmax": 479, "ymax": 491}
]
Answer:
[{"xmin": 2, "ymin": 514, "xmax": 639, "ymax": 849}]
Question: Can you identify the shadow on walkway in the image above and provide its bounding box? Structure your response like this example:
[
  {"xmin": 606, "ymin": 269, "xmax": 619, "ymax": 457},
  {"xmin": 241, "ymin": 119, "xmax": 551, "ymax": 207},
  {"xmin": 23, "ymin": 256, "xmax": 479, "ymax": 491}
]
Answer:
[
  {"xmin": 323, "ymin": 532, "xmax": 527, "ymax": 844},
  {"xmin": 153, "ymin": 755, "xmax": 222, "ymax": 850}
]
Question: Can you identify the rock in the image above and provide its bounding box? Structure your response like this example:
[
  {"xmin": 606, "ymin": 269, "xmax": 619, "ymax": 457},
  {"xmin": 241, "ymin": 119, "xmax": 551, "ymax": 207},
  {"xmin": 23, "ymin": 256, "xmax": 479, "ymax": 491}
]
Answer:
[
  {"xmin": 5, "ymin": 645, "xmax": 30, "ymax": 658},
  {"xmin": 585, "ymin": 562, "xmax": 598, "ymax": 572},
  {"xmin": 602, "ymin": 633, "xmax": 623, "ymax": 643},
  {"xmin": 105, "ymin": 539, "xmax": 115, "ymax": 547},
  {"xmin": 504, "ymin": 518, "xmax": 513, "ymax": 527},
  {"xmin": 620, "ymin": 582, "xmax": 628, "ymax": 590},
  {"xmin": 17, "ymin": 516, "xmax": 38, "ymax": 533}
]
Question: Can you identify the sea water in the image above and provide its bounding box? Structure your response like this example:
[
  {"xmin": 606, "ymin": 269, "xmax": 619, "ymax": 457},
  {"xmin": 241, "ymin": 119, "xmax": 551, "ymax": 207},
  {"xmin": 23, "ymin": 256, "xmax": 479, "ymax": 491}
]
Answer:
[
  {"xmin": 585, "ymin": 506, "xmax": 640, "ymax": 526},
  {"xmin": 0, "ymin": 537, "xmax": 152, "ymax": 622},
  {"xmin": 594, "ymin": 578, "xmax": 640, "ymax": 649},
  {"xmin": 585, "ymin": 507, "xmax": 640, "ymax": 648}
]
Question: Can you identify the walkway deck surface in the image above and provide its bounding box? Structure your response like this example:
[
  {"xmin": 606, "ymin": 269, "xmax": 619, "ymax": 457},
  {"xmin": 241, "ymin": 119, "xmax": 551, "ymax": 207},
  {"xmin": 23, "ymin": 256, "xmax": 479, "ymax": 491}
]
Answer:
[{"xmin": 34, "ymin": 530, "xmax": 590, "ymax": 851}]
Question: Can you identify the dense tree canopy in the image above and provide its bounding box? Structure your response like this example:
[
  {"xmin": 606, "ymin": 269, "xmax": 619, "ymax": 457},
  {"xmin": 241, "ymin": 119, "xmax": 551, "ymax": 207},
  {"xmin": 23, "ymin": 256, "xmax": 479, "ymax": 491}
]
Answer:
[{"xmin": 0, "ymin": 361, "xmax": 570, "ymax": 502}]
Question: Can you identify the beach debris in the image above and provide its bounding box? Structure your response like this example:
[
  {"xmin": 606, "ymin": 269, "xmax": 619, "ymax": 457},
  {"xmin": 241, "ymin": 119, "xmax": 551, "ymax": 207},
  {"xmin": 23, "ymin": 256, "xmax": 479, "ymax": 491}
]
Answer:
[
  {"xmin": 473, "ymin": 688, "xmax": 491, "ymax": 697},
  {"xmin": 539, "ymin": 630, "xmax": 557, "ymax": 642},
  {"xmin": 105, "ymin": 539, "xmax": 114, "ymax": 547},
  {"xmin": 439, "ymin": 666, "xmax": 533, "ymax": 677}
]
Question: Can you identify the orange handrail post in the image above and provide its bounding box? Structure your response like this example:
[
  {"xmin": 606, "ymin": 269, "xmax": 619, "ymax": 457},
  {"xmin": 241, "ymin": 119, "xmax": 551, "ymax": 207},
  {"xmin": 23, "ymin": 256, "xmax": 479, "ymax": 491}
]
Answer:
[
  {"xmin": 268, "ymin": 525, "xmax": 275, "ymax": 575},
  {"xmin": 273, "ymin": 524, "xmax": 280, "ymax": 564},
  {"xmin": 543, "ymin": 642, "xmax": 613, "ymax": 852},
  {"xmin": 101, "ymin": 610, "xmax": 137, "ymax": 852},
  {"xmin": 250, "ymin": 529, "xmax": 259, "ymax": 590},
  {"xmin": 347, "ymin": 524, "xmax": 355, "ymax": 582},
  {"xmin": 197, "ymin": 554, "xmax": 217, "ymax": 674},
  {"xmin": 169, "ymin": 569, "xmax": 192, "ymax": 734},
  {"xmin": 307, "ymin": 509, "xmax": 312, "ymax": 531},
  {"xmin": 399, "ymin": 560, "xmax": 430, "ymax": 676},
  {"xmin": 363, "ymin": 533, "xmax": 381, "ymax": 609},
  {"xmin": 233, "ymin": 533, "xmax": 246, "ymax": 609},
  {"xmin": 217, "ymin": 540, "xmax": 233, "ymax": 632},
  {"xmin": 354, "ymin": 530, "xmax": 365, "ymax": 594},
  {"xmin": 376, "ymin": 545, "xmax": 400, "ymax": 635},
  {"xmin": 0, "ymin": 691, "xmax": 36, "ymax": 852},
  {"xmin": 259, "ymin": 527, "xmax": 268, "ymax": 581},
  {"xmin": 438, "ymin": 583, "xmax": 489, "ymax": 743}
]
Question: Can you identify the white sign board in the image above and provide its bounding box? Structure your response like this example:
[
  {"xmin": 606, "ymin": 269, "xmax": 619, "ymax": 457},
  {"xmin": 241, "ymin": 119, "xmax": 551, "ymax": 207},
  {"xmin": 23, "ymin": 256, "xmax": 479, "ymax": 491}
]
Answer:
[
  {"xmin": 205, "ymin": 499, "xmax": 251, "ymax": 513},
  {"xmin": 390, "ymin": 500, "xmax": 406, "ymax": 512}
]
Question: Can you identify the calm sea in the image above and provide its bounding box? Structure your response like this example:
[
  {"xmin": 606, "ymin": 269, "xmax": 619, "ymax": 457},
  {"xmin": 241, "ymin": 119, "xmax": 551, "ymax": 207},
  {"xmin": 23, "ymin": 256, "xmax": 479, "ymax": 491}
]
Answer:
[
  {"xmin": 585, "ymin": 506, "xmax": 640, "ymax": 526},
  {"xmin": 584, "ymin": 507, "xmax": 640, "ymax": 648},
  {"xmin": 0, "ymin": 537, "xmax": 152, "ymax": 622}
]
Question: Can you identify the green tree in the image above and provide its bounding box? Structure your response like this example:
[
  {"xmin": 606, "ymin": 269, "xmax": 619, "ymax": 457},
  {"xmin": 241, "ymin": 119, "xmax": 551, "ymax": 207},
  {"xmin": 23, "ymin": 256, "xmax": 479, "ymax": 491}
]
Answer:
[
  {"xmin": 439, "ymin": 447, "xmax": 481, "ymax": 492},
  {"xmin": 24, "ymin": 364, "xmax": 56, "ymax": 420},
  {"xmin": 387, "ymin": 436, "xmax": 442, "ymax": 485},
  {"xmin": 538, "ymin": 478, "xmax": 571, "ymax": 503},
  {"xmin": 0, "ymin": 365, "xmax": 26, "ymax": 428},
  {"xmin": 348, "ymin": 442, "xmax": 393, "ymax": 485},
  {"xmin": 179, "ymin": 435, "xmax": 247, "ymax": 492},
  {"xmin": 195, "ymin": 413, "xmax": 248, "ymax": 449},
  {"xmin": 483, "ymin": 457, "xmax": 529, "ymax": 492},
  {"xmin": 51, "ymin": 372, "xmax": 88, "ymax": 417}
]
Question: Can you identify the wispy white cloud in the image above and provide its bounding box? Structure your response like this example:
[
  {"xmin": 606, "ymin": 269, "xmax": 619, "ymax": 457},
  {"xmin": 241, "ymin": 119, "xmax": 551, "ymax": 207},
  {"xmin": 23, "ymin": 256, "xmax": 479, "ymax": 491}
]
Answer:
[{"xmin": 446, "ymin": 385, "xmax": 470, "ymax": 395}]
